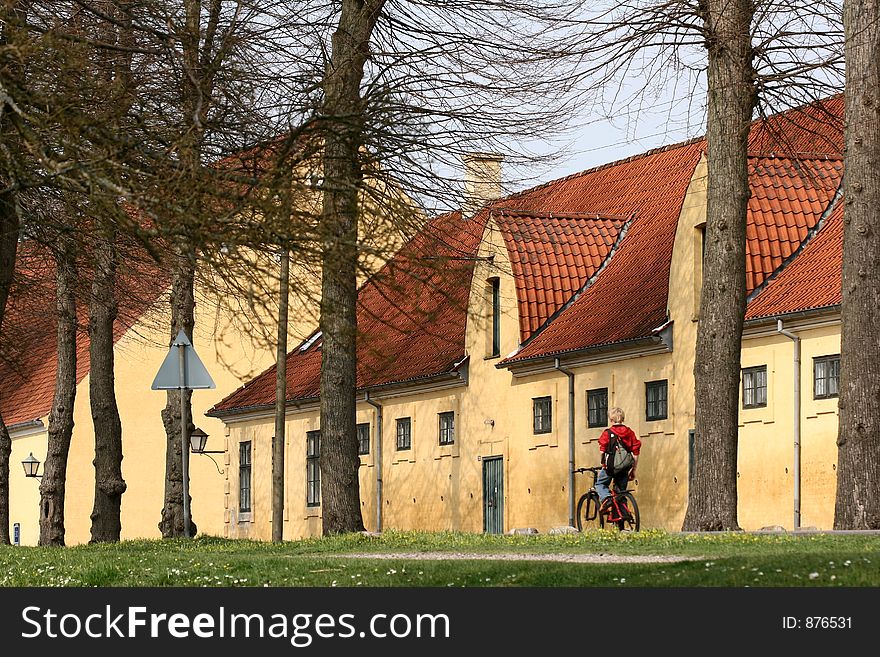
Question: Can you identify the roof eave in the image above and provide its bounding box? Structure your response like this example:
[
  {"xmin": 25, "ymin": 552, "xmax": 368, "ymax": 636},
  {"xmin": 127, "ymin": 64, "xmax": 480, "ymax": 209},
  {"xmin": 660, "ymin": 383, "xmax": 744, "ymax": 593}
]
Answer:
[
  {"xmin": 208, "ymin": 368, "xmax": 467, "ymax": 421},
  {"xmin": 743, "ymin": 304, "xmax": 840, "ymax": 334},
  {"xmin": 500, "ymin": 334, "xmax": 668, "ymax": 376}
]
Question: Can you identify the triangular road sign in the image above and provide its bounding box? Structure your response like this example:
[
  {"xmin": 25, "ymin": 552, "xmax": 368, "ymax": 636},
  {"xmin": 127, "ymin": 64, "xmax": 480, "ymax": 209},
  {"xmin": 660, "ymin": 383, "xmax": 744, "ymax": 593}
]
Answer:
[{"xmin": 151, "ymin": 330, "xmax": 216, "ymax": 390}]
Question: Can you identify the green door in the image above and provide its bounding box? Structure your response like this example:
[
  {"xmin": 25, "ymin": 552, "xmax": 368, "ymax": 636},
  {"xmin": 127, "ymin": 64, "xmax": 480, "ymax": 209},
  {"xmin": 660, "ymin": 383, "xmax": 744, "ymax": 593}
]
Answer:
[{"xmin": 482, "ymin": 456, "xmax": 504, "ymax": 534}]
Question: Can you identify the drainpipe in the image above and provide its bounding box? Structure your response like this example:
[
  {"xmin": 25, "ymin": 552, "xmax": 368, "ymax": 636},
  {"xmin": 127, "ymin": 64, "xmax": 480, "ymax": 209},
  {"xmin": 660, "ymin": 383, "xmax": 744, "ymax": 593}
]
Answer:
[
  {"xmin": 554, "ymin": 357, "xmax": 576, "ymax": 527},
  {"xmin": 777, "ymin": 319, "xmax": 801, "ymax": 530},
  {"xmin": 364, "ymin": 391, "xmax": 383, "ymax": 532}
]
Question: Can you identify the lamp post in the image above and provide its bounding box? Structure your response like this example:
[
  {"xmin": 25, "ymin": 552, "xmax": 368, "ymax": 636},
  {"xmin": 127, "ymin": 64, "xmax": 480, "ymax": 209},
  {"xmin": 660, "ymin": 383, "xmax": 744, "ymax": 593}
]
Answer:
[{"xmin": 21, "ymin": 453, "xmax": 42, "ymax": 479}]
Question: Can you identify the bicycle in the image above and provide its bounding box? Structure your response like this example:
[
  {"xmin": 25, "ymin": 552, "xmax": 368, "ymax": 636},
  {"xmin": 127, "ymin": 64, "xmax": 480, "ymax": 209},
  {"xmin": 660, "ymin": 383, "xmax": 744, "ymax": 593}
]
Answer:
[{"xmin": 574, "ymin": 466, "xmax": 640, "ymax": 532}]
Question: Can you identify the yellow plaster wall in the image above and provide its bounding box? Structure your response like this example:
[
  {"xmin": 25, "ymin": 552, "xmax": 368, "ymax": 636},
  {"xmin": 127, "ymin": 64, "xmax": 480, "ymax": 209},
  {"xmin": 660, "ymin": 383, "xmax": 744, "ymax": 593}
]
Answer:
[
  {"xmin": 737, "ymin": 322, "xmax": 840, "ymax": 530},
  {"xmin": 7, "ymin": 274, "xmax": 319, "ymax": 546}
]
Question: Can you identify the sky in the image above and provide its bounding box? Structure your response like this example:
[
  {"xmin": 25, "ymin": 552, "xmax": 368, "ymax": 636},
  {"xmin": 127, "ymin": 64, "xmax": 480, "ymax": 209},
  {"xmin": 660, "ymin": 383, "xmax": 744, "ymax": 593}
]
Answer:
[{"xmin": 506, "ymin": 86, "xmax": 709, "ymax": 193}]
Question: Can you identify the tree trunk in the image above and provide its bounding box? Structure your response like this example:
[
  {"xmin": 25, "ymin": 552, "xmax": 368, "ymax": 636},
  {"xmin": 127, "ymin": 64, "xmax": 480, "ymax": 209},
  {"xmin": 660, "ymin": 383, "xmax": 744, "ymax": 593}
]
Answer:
[
  {"xmin": 0, "ymin": 0, "xmax": 28, "ymax": 548},
  {"xmin": 683, "ymin": 0, "xmax": 756, "ymax": 531},
  {"xmin": 159, "ymin": 0, "xmax": 209, "ymax": 539},
  {"xmin": 39, "ymin": 236, "xmax": 78, "ymax": 546},
  {"xmin": 0, "ymin": 416, "xmax": 10, "ymax": 545},
  {"xmin": 272, "ymin": 248, "xmax": 289, "ymax": 542},
  {"xmin": 318, "ymin": 0, "xmax": 384, "ymax": 535},
  {"xmin": 0, "ymin": 192, "xmax": 17, "ymax": 547},
  {"xmin": 159, "ymin": 249, "xmax": 197, "ymax": 538},
  {"xmin": 88, "ymin": 231, "xmax": 126, "ymax": 542},
  {"xmin": 834, "ymin": 0, "xmax": 880, "ymax": 529}
]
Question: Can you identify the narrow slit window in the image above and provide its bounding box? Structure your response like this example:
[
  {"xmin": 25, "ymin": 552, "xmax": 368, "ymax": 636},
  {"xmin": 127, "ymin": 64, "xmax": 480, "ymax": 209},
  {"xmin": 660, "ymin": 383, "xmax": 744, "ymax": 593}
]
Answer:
[
  {"xmin": 306, "ymin": 430, "xmax": 321, "ymax": 507},
  {"xmin": 490, "ymin": 277, "xmax": 501, "ymax": 357},
  {"xmin": 239, "ymin": 441, "xmax": 252, "ymax": 513}
]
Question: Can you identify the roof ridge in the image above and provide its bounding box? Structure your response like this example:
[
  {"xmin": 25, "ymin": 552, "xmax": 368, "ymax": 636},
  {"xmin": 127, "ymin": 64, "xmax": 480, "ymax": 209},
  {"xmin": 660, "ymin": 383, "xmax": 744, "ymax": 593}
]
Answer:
[
  {"xmin": 501, "ymin": 136, "xmax": 706, "ymax": 202},
  {"xmin": 748, "ymin": 151, "xmax": 844, "ymax": 161},
  {"xmin": 502, "ymin": 93, "xmax": 842, "ymax": 206},
  {"xmin": 494, "ymin": 209, "xmax": 632, "ymax": 222}
]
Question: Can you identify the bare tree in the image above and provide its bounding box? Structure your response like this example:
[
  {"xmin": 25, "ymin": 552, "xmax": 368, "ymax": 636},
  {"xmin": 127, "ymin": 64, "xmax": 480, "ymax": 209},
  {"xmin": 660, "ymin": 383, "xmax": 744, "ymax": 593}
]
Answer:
[
  {"xmin": 0, "ymin": 0, "xmax": 30, "ymax": 546},
  {"xmin": 682, "ymin": 0, "xmax": 757, "ymax": 531},
  {"xmin": 534, "ymin": 0, "xmax": 841, "ymax": 531},
  {"xmin": 834, "ymin": 0, "xmax": 880, "ymax": 529},
  {"xmin": 38, "ymin": 232, "xmax": 78, "ymax": 546}
]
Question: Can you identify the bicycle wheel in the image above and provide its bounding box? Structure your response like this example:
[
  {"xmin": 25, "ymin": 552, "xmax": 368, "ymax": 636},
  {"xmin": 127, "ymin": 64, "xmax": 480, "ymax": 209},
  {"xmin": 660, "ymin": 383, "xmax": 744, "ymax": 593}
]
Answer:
[
  {"xmin": 617, "ymin": 492, "xmax": 640, "ymax": 532},
  {"xmin": 576, "ymin": 492, "xmax": 600, "ymax": 531}
]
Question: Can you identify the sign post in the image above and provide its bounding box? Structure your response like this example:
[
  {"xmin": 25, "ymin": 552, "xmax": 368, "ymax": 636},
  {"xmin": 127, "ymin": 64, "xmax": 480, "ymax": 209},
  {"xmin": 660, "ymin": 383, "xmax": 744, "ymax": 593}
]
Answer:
[{"xmin": 151, "ymin": 330, "xmax": 215, "ymax": 537}]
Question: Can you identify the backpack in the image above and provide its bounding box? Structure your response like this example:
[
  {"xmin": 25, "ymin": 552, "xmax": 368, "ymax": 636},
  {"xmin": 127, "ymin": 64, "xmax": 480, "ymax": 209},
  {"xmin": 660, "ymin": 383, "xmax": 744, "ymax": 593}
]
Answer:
[{"xmin": 604, "ymin": 428, "xmax": 633, "ymax": 476}]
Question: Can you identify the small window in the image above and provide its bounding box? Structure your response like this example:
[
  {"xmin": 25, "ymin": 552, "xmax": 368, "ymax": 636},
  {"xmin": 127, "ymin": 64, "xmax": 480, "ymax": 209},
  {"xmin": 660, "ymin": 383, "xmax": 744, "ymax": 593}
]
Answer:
[
  {"xmin": 646, "ymin": 380, "xmax": 668, "ymax": 421},
  {"xmin": 742, "ymin": 366, "xmax": 767, "ymax": 409},
  {"xmin": 306, "ymin": 430, "xmax": 321, "ymax": 507},
  {"xmin": 533, "ymin": 396, "xmax": 552, "ymax": 434},
  {"xmin": 489, "ymin": 277, "xmax": 501, "ymax": 358},
  {"xmin": 396, "ymin": 417, "xmax": 412, "ymax": 451},
  {"xmin": 587, "ymin": 388, "xmax": 608, "ymax": 428},
  {"xmin": 239, "ymin": 441, "xmax": 252, "ymax": 513},
  {"xmin": 438, "ymin": 411, "xmax": 455, "ymax": 445},
  {"xmin": 357, "ymin": 422, "xmax": 370, "ymax": 455},
  {"xmin": 814, "ymin": 355, "xmax": 840, "ymax": 399}
]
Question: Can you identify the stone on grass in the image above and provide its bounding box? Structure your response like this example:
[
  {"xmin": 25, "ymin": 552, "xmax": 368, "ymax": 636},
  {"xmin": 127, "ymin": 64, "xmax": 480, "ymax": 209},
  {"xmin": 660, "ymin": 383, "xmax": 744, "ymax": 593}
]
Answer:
[{"xmin": 548, "ymin": 526, "xmax": 579, "ymax": 535}]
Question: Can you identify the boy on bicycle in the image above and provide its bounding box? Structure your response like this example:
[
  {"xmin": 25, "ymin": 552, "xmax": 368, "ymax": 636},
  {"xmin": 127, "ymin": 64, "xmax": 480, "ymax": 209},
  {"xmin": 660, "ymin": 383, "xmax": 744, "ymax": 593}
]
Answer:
[{"xmin": 597, "ymin": 407, "xmax": 641, "ymax": 516}]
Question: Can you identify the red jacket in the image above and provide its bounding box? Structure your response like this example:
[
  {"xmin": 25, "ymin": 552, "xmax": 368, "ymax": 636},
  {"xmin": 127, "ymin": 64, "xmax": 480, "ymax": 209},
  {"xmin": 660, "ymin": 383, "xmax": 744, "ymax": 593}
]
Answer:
[{"xmin": 598, "ymin": 424, "xmax": 641, "ymax": 456}]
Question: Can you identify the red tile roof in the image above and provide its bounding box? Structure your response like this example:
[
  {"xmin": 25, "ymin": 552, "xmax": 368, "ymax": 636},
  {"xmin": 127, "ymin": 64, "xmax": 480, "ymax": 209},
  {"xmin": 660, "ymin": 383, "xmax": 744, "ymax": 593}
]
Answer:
[
  {"xmin": 200, "ymin": 94, "xmax": 848, "ymax": 412},
  {"xmin": 0, "ymin": 242, "xmax": 168, "ymax": 427},
  {"xmin": 494, "ymin": 210, "xmax": 630, "ymax": 340},
  {"xmin": 502, "ymin": 139, "xmax": 706, "ymax": 362},
  {"xmin": 745, "ymin": 155, "xmax": 842, "ymax": 292},
  {"xmin": 505, "ymin": 96, "xmax": 845, "ymax": 364},
  {"xmin": 746, "ymin": 201, "xmax": 843, "ymax": 320},
  {"xmin": 210, "ymin": 211, "xmax": 487, "ymax": 413}
]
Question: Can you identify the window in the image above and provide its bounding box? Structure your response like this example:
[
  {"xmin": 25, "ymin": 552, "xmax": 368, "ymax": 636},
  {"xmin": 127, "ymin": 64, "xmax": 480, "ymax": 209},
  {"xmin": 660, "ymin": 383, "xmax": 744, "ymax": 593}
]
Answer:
[
  {"xmin": 438, "ymin": 411, "xmax": 455, "ymax": 445},
  {"xmin": 533, "ymin": 396, "xmax": 552, "ymax": 434},
  {"xmin": 492, "ymin": 278, "xmax": 501, "ymax": 357},
  {"xmin": 587, "ymin": 388, "xmax": 608, "ymax": 428},
  {"xmin": 239, "ymin": 441, "xmax": 252, "ymax": 513},
  {"xmin": 306, "ymin": 430, "xmax": 320, "ymax": 507},
  {"xmin": 357, "ymin": 422, "xmax": 370, "ymax": 455},
  {"xmin": 814, "ymin": 355, "xmax": 840, "ymax": 399},
  {"xmin": 646, "ymin": 380, "xmax": 668, "ymax": 421},
  {"xmin": 396, "ymin": 417, "xmax": 412, "ymax": 451},
  {"xmin": 742, "ymin": 366, "xmax": 767, "ymax": 409}
]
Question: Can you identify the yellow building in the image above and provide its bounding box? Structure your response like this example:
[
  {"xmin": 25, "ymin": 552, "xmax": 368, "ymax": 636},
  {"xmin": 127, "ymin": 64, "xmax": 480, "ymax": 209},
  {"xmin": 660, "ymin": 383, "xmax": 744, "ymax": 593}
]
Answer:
[
  {"xmin": 2, "ymin": 156, "xmax": 412, "ymax": 546},
  {"xmin": 209, "ymin": 96, "xmax": 847, "ymax": 538}
]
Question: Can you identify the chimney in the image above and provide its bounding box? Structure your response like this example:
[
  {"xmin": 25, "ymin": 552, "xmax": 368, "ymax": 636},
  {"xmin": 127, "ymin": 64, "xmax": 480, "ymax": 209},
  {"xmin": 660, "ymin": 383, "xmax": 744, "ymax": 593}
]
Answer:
[{"xmin": 462, "ymin": 152, "xmax": 504, "ymax": 219}]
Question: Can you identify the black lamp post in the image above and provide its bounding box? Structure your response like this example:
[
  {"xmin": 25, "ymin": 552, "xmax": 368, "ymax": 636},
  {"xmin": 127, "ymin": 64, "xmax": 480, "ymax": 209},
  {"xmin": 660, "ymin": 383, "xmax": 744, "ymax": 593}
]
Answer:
[{"xmin": 21, "ymin": 453, "xmax": 42, "ymax": 479}]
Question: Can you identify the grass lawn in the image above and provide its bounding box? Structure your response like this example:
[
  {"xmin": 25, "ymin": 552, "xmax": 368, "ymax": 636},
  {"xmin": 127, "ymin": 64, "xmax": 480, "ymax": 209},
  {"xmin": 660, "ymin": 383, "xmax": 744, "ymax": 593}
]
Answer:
[{"xmin": 1, "ymin": 530, "xmax": 879, "ymax": 587}]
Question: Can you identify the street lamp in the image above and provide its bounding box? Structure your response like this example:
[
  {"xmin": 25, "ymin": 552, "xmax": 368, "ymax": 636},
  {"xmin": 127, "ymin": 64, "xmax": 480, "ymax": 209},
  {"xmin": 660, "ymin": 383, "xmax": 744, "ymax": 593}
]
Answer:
[
  {"xmin": 190, "ymin": 427, "xmax": 222, "ymax": 454},
  {"xmin": 21, "ymin": 453, "xmax": 42, "ymax": 479}
]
